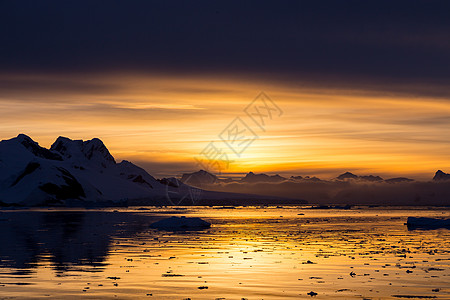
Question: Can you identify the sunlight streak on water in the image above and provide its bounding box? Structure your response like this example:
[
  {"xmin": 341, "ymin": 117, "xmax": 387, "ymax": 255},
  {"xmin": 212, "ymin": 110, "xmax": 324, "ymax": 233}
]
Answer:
[{"xmin": 0, "ymin": 207, "xmax": 449, "ymax": 299}]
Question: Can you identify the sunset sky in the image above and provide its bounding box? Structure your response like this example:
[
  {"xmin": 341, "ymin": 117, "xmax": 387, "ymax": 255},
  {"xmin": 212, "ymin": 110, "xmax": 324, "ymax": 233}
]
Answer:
[{"xmin": 1, "ymin": 1, "xmax": 450, "ymax": 179}]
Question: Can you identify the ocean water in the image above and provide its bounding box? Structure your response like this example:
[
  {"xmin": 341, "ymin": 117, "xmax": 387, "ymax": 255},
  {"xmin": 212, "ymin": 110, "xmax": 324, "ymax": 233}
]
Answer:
[{"xmin": 0, "ymin": 207, "xmax": 449, "ymax": 299}]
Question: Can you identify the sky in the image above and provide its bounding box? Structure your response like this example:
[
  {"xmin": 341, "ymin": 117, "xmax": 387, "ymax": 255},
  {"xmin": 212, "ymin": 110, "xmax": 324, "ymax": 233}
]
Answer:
[{"xmin": 1, "ymin": 1, "xmax": 450, "ymax": 179}]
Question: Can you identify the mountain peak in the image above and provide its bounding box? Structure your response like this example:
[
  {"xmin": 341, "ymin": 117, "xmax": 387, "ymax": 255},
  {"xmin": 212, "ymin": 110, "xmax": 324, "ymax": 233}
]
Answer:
[
  {"xmin": 433, "ymin": 170, "xmax": 450, "ymax": 181},
  {"xmin": 8, "ymin": 134, "xmax": 63, "ymax": 161},
  {"xmin": 241, "ymin": 172, "xmax": 286, "ymax": 183},
  {"xmin": 180, "ymin": 169, "xmax": 218, "ymax": 186},
  {"xmin": 198, "ymin": 169, "xmax": 211, "ymax": 174},
  {"xmin": 82, "ymin": 138, "xmax": 115, "ymax": 163},
  {"xmin": 16, "ymin": 133, "xmax": 34, "ymax": 142},
  {"xmin": 337, "ymin": 172, "xmax": 358, "ymax": 180},
  {"xmin": 51, "ymin": 136, "xmax": 115, "ymax": 165}
]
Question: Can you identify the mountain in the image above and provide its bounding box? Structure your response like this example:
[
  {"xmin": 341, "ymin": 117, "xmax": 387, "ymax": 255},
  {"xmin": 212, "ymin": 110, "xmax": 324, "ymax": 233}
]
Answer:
[
  {"xmin": 337, "ymin": 172, "xmax": 358, "ymax": 180},
  {"xmin": 240, "ymin": 172, "xmax": 287, "ymax": 183},
  {"xmin": 359, "ymin": 175, "xmax": 383, "ymax": 182},
  {"xmin": 0, "ymin": 134, "xmax": 172, "ymax": 206},
  {"xmin": 0, "ymin": 135, "xmax": 304, "ymax": 206},
  {"xmin": 433, "ymin": 170, "xmax": 450, "ymax": 181},
  {"xmin": 336, "ymin": 172, "xmax": 383, "ymax": 182},
  {"xmin": 385, "ymin": 177, "xmax": 414, "ymax": 183},
  {"xmin": 180, "ymin": 170, "xmax": 219, "ymax": 186},
  {"xmin": 302, "ymin": 176, "xmax": 322, "ymax": 182}
]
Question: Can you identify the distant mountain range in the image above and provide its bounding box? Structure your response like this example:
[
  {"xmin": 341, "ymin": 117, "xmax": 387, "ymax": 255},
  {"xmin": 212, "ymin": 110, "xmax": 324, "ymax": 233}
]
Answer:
[
  {"xmin": 180, "ymin": 169, "xmax": 436, "ymax": 185},
  {"xmin": 0, "ymin": 135, "xmax": 305, "ymax": 206},
  {"xmin": 179, "ymin": 169, "xmax": 450, "ymax": 206}
]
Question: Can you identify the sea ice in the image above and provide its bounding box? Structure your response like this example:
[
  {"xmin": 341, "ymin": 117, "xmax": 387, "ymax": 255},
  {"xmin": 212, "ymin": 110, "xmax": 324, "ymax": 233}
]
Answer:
[
  {"xmin": 150, "ymin": 216, "xmax": 211, "ymax": 230},
  {"xmin": 406, "ymin": 217, "xmax": 450, "ymax": 229}
]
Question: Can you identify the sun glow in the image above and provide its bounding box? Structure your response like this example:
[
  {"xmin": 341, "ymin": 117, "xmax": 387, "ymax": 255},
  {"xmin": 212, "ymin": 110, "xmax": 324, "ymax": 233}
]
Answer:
[{"xmin": 1, "ymin": 72, "xmax": 449, "ymax": 179}]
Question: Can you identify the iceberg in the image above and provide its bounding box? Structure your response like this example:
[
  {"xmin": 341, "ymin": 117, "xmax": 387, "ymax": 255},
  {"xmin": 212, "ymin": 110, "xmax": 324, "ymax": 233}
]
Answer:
[
  {"xmin": 150, "ymin": 216, "xmax": 211, "ymax": 230},
  {"xmin": 406, "ymin": 217, "xmax": 450, "ymax": 230}
]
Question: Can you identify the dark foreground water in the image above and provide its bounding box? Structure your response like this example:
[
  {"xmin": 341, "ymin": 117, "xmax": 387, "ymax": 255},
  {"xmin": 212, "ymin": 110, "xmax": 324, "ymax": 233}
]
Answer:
[{"xmin": 0, "ymin": 207, "xmax": 449, "ymax": 299}]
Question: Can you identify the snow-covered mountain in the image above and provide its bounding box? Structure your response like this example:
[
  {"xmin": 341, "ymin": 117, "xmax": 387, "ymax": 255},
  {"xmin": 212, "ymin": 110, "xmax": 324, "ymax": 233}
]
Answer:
[{"xmin": 0, "ymin": 134, "xmax": 177, "ymax": 206}]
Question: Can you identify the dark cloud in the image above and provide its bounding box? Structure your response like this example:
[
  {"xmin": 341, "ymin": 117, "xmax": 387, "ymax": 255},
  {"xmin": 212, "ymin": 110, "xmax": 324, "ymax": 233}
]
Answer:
[
  {"xmin": 0, "ymin": 75, "xmax": 121, "ymax": 99},
  {"xmin": 1, "ymin": 0, "xmax": 450, "ymax": 93}
]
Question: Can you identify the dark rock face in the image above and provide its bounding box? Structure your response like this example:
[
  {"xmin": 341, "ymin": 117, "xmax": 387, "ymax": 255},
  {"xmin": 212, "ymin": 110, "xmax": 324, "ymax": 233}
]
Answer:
[
  {"xmin": 50, "ymin": 138, "xmax": 71, "ymax": 157},
  {"xmin": 39, "ymin": 168, "xmax": 86, "ymax": 200},
  {"xmin": 157, "ymin": 178, "xmax": 180, "ymax": 188},
  {"xmin": 11, "ymin": 162, "xmax": 40, "ymax": 187},
  {"xmin": 433, "ymin": 170, "xmax": 450, "ymax": 181},
  {"xmin": 83, "ymin": 138, "xmax": 116, "ymax": 164},
  {"xmin": 132, "ymin": 175, "xmax": 153, "ymax": 188},
  {"xmin": 19, "ymin": 134, "xmax": 62, "ymax": 161}
]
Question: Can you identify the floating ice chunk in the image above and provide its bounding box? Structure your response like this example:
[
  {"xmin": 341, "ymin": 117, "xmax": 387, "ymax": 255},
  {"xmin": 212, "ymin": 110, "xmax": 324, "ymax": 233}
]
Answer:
[
  {"xmin": 406, "ymin": 217, "xmax": 450, "ymax": 230},
  {"xmin": 150, "ymin": 216, "xmax": 211, "ymax": 230}
]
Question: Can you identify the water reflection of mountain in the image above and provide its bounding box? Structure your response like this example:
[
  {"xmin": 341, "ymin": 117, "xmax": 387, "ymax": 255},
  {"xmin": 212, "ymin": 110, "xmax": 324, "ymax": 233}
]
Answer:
[{"xmin": 0, "ymin": 211, "xmax": 158, "ymax": 273}]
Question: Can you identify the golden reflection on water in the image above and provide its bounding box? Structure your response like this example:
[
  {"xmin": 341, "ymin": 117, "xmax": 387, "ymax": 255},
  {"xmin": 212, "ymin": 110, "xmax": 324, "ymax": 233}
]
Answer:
[{"xmin": 0, "ymin": 207, "xmax": 449, "ymax": 299}]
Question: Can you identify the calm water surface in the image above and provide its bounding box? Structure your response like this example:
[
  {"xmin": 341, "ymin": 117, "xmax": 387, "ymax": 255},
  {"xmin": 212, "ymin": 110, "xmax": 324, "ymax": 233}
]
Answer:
[{"xmin": 0, "ymin": 207, "xmax": 449, "ymax": 299}]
